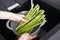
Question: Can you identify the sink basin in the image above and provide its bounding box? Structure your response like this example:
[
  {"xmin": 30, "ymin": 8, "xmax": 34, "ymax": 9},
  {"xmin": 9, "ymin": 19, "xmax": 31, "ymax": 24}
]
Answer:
[{"xmin": 0, "ymin": 0, "xmax": 60, "ymax": 40}]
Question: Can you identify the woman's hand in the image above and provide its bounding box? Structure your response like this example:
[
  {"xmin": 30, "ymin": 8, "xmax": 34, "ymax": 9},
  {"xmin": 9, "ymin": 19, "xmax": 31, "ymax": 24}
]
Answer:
[
  {"xmin": 18, "ymin": 33, "xmax": 37, "ymax": 40},
  {"xmin": 0, "ymin": 11, "xmax": 27, "ymax": 23},
  {"xmin": 9, "ymin": 13, "xmax": 27, "ymax": 23}
]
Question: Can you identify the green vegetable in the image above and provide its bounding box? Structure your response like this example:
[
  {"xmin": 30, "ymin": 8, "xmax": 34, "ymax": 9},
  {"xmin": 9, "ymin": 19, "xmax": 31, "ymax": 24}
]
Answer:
[
  {"xmin": 16, "ymin": 4, "xmax": 40, "ymax": 31},
  {"xmin": 16, "ymin": 4, "xmax": 47, "ymax": 35}
]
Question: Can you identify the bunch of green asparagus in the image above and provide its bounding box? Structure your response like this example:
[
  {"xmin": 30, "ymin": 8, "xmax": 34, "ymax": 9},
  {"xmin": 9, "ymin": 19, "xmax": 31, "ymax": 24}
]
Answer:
[{"xmin": 16, "ymin": 4, "xmax": 46, "ymax": 35}]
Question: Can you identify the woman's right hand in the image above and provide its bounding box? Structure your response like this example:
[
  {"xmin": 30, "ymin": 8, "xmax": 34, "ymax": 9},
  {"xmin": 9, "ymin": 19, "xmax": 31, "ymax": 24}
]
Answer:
[
  {"xmin": 18, "ymin": 33, "xmax": 37, "ymax": 40},
  {"xmin": 0, "ymin": 11, "xmax": 28, "ymax": 23}
]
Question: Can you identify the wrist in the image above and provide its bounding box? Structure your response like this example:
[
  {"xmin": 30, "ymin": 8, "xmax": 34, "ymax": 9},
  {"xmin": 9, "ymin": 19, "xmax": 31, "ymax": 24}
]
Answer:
[
  {"xmin": 8, "ymin": 13, "xmax": 16, "ymax": 20},
  {"xmin": 0, "ymin": 11, "xmax": 15, "ymax": 20}
]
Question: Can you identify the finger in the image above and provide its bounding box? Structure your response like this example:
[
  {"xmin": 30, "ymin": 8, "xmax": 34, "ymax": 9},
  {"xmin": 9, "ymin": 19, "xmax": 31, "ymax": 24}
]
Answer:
[
  {"xmin": 29, "ymin": 35, "xmax": 37, "ymax": 39},
  {"xmin": 14, "ymin": 19, "xmax": 22, "ymax": 23},
  {"xmin": 17, "ymin": 14, "xmax": 25, "ymax": 18},
  {"xmin": 20, "ymin": 18, "xmax": 29, "ymax": 23},
  {"xmin": 20, "ymin": 14, "xmax": 25, "ymax": 18}
]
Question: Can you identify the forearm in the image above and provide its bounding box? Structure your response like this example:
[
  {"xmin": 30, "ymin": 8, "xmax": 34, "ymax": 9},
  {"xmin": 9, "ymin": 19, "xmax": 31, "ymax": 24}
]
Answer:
[
  {"xmin": 0, "ymin": 11, "xmax": 15, "ymax": 19},
  {"xmin": 0, "ymin": 11, "xmax": 27, "ymax": 22}
]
